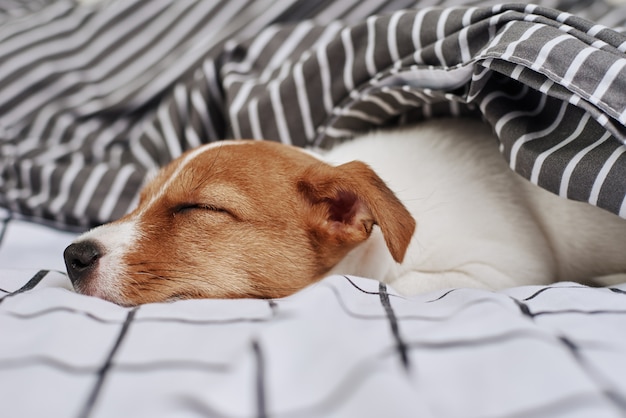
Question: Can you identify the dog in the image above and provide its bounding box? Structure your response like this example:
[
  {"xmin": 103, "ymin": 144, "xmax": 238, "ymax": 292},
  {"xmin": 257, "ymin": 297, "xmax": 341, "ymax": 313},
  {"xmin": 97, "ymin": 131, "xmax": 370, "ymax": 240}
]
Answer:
[{"xmin": 64, "ymin": 118, "xmax": 626, "ymax": 306}]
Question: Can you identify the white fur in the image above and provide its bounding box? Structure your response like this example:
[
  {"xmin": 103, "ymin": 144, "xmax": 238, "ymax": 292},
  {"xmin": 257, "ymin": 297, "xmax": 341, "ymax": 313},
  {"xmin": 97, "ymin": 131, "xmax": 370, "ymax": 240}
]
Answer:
[
  {"xmin": 74, "ymin": 220, "xmax": 139, "ymax": 300},
  {"xmin": 326, "ymin": 119, "xmax": 626, "ymax": 294}
]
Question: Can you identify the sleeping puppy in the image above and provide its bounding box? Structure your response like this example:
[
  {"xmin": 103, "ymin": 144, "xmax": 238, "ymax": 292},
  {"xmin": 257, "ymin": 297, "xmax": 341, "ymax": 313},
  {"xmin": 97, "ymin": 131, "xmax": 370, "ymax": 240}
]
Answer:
[{"xmin": 64, "ymin": 118, "xmax": 626, "ymax": 305}]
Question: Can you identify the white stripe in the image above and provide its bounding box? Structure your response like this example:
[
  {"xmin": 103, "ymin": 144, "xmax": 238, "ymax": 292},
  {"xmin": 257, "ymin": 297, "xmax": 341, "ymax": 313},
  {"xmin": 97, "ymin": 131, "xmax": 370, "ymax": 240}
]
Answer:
[
  {"xmin": 322, "ymin": 125, "xmax": 360, "ymax": 138},
  {"xmin": 158, "ymin": 99, "xmax": 183, "ymax": 158},
  {"xmin": 333, "ymin": 107, "xmax": 384, "ymax": 125},
  {"xmin": 459, "ymin": 7, "xmax": 478, "ymax": 63},
  {"xmin": 0, "ymin": 5, "xmax": 90, "ymax": 57},
  {"xmin": 500, "ymin": 24, "xmax": 544, "ymax": 61},
  {"xmin": 92, "ymin": 118, "xmax": 132, "ymax": 162},
  {"xmin": 412, "ymin": 8, "xmax": 431, "ymax": 52},
  {"xmin": 269, "ymin": 63, "xmax": 292, "ymax": 144},
  {"xmin": 462, "ymin": 7, "xmax": 477, "ymax": 27},
  {"xmin": 6, "ymin": 159, "xmax": 33, "ymax": 202},
  {"xmin": 26, "ymin": 118, "xmax": 101, "ymax": 164},
  {"xmin": 587, "ymin": 24, "xmax": 608, "ymax": 37},
  {"xmin": 128, "ymin": 0, "xmax": 260, "ymax": 110},
  {"xmin": 98, "ymin": 164, "xmax": 137, "ymax": 223},
  {"xmin": 202, "ymin": 60, "xmax": 224, "ymax": 107},
  {"xmin": 222, "ymin": 26, "xmax": 281, "ymax": 77},
  {"xmin": 561, "ymin": 47, "xmax": 595, "ymax": 87},
  {"xmin": 435, "ymin": 8, "xmax": 453, "ymax": 66},
  {"xmin": 588, "ymin": 146, "xmax": 626, "ymax": 205},
  {"xmin": 458, "ymin": 27, "xmax": 472, "ymax": 63},
  {"xmin": 80, "ymin": 0, "xmax": 227, "ymax": 114},
  {"xmin": 190, "ymin": 86, "xmax": 219, "ymax": 141},
  {"xmin": 478, "ymin": 85, "xmax": 529, "ymax": 115},
  {"xmin": 401, "ymin": 85, "xmax": 433, "ymax": 102},
  {"xmin": 556, "ymin": 11, "xmax": 573, "ymax": 23},
  {"xmin": 530, "ymin": 113, "xmax": 592, "ymax": 183},
  {"xmin": 174, "ymin": 83, "xmax": 189, "ymax": 129},
  {"xmin": 26, "ymin": 163, "xmax": 56, "ymax": 208},
  {"xmin": 619, "ymin": 195, "xmax": 626, "ymax": 218},
  {"xmin": 72, "ymin": 163, "xmax": 109, "ymax": 220},
  {"xmin": 260, "ymin": 22, "xmax": 313, "ymax": 82},
  {"xmin": 341, "ymin": 27, "xmax": 355, "ymax": 93},
  {"xmin": 524, "ymin": 4, "xmax": 538, "ymax": 14},
  {"xmin": 589, "ymin": 59, "xmax": 626, "ymax": 106},
  {"xmin": 559, "ymin": 131, "xmax": 612, "ymax": 197},
  {"xmin": 0, "ymin": 1, "xmax": 137, "ymax": 83},
  {"xmin": 531, "ymin": 34, "xmax": 571, "ymax": 71},
  {"xmin": 383, "ymin": 87, "xmax": 421, "ymax": 107},
  {"xmin": 509, "ymin": 100, "xmax": 568, "ymax": 170},
  {"xmin": 0, "ymin": 1, "xmax": 169, "ymax": 123},
  {"xmin": 49, "ymin": 154, "xmax": 84, "ymax": 214},
  {"xmin": 365, "ymin": 16, "xmax": 378, "ymax": 76},
  {"xmin": 388, "ymin": 11, "xmax": 403, "ymax": 63},
  {"xmin": 248, "ymin": 98, "xmax": 263, "ymax": 139},
  {"xmin": 293, "ymin": 58, "xmax": 315, "ymax": 140},
  {"xmin": 229, "ymin": 81, "xmax": 255, "ymax": 139},
  {"xmin": 129, "ymin": 138, "xmax": 159, "ymax": 173},
  {"xmin": 495, "ymin": 88, "xmax": 548, "ymax": 137},
  {"xmin": 317, "ymin": 42, "xmax": 334, "ymax": 114},
  {"xmin": 313, "ymin": 0, "xmax": 356, "ymax": 23},
  {"xmin": 225, "ymin": 27, "xmax": 282, "ymax": 138},
  {"xmin": 361, "ymin": 93, "xmax": 397, "ymax": 116},
  {"xmin": 38, "ymin": 113, "xmax": 74, "ymax": 152},
  {"xmin": 184, "ymin": 125, "xmax": 202, "ymax": 150},
  {"xmin": 0, "ymin": 0, "xmax": 75, "ymax": 44}
]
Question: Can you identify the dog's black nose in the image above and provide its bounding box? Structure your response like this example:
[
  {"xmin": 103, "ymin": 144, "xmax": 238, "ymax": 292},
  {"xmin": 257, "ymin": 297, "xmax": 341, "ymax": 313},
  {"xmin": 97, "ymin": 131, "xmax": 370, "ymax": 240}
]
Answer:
[{"xmin": 64, "ymin": 241, "xmax": 102, "ymax": 285}]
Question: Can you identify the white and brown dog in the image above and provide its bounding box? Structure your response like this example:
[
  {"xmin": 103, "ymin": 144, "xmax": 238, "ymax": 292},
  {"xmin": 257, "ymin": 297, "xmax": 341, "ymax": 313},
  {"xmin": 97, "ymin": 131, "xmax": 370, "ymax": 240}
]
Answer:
[{"xmin": 64, "ymin": 118, "xmax": 626, "ymax": 306}]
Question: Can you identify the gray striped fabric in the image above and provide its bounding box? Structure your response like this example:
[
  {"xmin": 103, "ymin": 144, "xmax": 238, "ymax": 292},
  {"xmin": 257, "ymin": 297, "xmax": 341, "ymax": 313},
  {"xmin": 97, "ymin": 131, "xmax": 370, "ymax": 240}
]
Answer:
[{"xmin": 1, "ymin": 0, "xmax": 625, "ymax": 228}]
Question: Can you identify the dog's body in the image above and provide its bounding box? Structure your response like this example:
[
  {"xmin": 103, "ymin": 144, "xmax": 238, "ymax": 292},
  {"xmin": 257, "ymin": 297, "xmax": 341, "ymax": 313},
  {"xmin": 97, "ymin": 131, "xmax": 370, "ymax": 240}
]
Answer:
[
  {"xmin": 325, "ymin": 120, "xmax": 626, "ymax": 294},
  {"xmin": 64, "ymin": 119, "xmax": 626, "ymax": 305}
]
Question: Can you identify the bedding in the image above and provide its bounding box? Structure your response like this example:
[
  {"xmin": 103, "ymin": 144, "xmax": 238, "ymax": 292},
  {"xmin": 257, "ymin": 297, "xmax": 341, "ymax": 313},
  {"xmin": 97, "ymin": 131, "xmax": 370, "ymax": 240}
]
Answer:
[
  {"xmin": 1, "ymin": 0, "xmax": 626, "ymax": 417},
  {"xmin": 2, "ymin": 218, "xmax": 626, "ymax": 417}
]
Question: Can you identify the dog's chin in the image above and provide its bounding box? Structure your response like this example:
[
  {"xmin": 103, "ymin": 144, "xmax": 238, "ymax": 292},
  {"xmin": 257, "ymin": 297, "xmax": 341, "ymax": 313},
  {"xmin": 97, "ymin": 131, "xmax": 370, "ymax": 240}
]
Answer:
[{"xmin": 72, "ymin": 282, "xmax": 135, "ymax": 307}]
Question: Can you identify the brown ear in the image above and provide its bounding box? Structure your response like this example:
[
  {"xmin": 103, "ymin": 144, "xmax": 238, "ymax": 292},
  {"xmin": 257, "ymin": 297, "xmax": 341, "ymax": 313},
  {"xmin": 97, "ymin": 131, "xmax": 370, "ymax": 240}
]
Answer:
[{"xmin": 297, "ymin": 160, "xmax": 415, "ymax": 263}]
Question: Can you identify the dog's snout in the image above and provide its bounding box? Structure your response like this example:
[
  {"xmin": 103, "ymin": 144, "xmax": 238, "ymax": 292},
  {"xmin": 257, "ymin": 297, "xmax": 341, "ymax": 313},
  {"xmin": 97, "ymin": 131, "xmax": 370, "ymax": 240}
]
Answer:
[{"xmin": 64, "ymin": 241, "xmax": 102, "ymax": 285}]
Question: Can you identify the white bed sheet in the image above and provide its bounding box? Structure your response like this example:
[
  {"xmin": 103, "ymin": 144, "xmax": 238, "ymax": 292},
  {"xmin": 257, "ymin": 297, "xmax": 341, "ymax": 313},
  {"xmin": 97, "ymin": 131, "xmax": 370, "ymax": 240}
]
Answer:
[{"xmin": 1, "ymin": 214, "xmax": 626, "ymax": 418}]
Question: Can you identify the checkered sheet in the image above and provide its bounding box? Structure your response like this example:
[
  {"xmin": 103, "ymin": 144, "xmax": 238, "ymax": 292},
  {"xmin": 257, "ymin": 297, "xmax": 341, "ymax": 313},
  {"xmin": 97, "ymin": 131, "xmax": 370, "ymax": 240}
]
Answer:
[
  {"xmin": 1, "ymin": 213, "xmax": 626, "ymax": 418},
  {"xmin": 2, "ymin": 0, "xmax": 626, "ymax": 416}
]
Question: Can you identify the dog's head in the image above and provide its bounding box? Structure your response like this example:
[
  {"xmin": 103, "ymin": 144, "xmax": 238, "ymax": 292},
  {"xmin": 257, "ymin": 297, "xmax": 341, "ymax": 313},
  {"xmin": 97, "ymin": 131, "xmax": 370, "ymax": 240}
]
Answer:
[{"xmin": 64, "ymin": 140, "xmax": 415, "ymax": 306}]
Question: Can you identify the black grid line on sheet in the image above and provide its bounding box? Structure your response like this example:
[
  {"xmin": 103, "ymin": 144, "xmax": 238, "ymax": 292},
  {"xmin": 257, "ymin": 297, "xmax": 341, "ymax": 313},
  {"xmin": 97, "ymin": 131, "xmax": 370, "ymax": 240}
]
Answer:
[
  {"xmin": 0, "ymin": 211, "xmax": 10, "ymax": 247},
  {"xmin": 252, "ymin": 340, "xmax": 268, "ymax": 418},
  {"xmin": 0, "ymin": 269, "xmax": 49, "ymax": 304},
  {"xmin": 78, "ymin": 308, "xmax": 138, "ymax": 418},
  {"xmin": 269, "ymin": 326, "xmax": 615, "ymax": 418},
  {"xmin": 522, "ymin": 284, "xmax": 592, "ymax": 301},
  {"xmin": 559, "ymin": 336, "xmax": 626, "ymax": 411},
  {"xmin": 0, "ymin": 355, "xmax": 99, "ymax": 374},
  {"xmin": 478, "ymin": 391, "xmax": 616, "ymax": 418},
  {"xmin": 329, "ymin": 279, "xmax": 514, "ymax": 323},
  {"xmin": 2, "ymin": 298, "xmax": 280, "ymax": 325},
  {"xmin": 512, "ymin": 295, "xmax": 626, "ymax": 414},
  {"xmin": 609, "ymin": 287, "xmax": 626, "ymax": 295},
  {"xmin": 378, "ymin": 283, "xmax": 410, "ymax": 370}
]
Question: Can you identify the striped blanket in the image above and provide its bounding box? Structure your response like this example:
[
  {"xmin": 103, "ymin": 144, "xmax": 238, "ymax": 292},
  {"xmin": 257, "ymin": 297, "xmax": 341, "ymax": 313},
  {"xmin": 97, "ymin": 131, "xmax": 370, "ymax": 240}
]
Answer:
[
  {"xmin": 2, "ymin": 3, "xmax": 626, "ymax": 417},
  {"xmin": 1, "ymin": 0, "xmax": 625, "ymax": 229}
]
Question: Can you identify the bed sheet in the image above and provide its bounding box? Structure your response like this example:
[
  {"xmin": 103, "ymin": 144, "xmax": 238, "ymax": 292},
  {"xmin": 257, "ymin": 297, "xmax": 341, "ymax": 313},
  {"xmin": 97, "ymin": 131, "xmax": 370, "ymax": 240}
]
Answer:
[
  {"xmin": 2, "ymin": 213, "xmax": 626, "ymax": 418},
  {"xmin": 2, "ymin": 1, "xmax": 626, "ymax": 417}
]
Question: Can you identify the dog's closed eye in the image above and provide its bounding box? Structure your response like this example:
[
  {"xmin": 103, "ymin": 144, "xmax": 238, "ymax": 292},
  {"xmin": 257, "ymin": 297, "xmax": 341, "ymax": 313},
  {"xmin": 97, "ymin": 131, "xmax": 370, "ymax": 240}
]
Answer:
[{"xmin": 174, "ymin": 203, "xmax": 231, "ymax": 216}]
